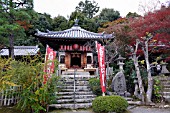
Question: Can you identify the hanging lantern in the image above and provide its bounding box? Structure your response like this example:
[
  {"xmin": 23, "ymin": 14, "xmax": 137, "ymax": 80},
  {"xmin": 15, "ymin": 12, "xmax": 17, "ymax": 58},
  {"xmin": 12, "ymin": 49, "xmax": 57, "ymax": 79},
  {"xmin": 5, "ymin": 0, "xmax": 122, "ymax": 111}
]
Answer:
[{"xmin": 73, "ymin": 44, "xmax": 79, "ymax": 50}]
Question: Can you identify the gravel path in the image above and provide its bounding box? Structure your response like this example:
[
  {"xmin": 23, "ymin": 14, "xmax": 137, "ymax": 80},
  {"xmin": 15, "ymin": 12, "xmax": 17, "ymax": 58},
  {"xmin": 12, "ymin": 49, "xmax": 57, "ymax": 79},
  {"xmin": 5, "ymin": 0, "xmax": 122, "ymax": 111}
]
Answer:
[
  {"xmin": 129, "ymin": 106, "xmax": 170, "ymax": 113},
  {"xmin": 49, "ymin": 106, "xmax": 170, "ymax": 113}
]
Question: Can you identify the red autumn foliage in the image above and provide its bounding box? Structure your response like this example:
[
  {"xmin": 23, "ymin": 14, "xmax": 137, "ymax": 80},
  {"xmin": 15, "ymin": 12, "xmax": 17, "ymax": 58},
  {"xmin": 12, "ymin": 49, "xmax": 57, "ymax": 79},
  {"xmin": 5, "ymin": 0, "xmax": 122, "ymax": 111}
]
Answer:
[
  {"xmin": 129, "ymin": 7, "xmax": 170, "ymax": 36},
  {"xmin": 129, "ymin": 7, "xmax": 170, "ymax": 55},
  {"xmin": 100, "ymin": 7, "xmax": 170, "ymax": 56},
  {"xmin": 16, "ymin": 20, "xmax": 31, "ymax": 30}
]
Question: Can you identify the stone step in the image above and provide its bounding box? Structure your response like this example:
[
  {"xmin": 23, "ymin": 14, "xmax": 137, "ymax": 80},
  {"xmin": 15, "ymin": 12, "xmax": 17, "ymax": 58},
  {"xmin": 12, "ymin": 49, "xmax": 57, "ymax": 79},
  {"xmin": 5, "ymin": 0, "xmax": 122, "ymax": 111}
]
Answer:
[
  {"xmin": 56, "ymin": 91, "xmax": 93, "ymax": 95},
  {"xmin": 59, "ymin": 82, "xmax": 89, "ymax": 86},
  {"xmin": 61, "ymin": 88, "xmax": 91, "ymax": 92},
  {"xmin": 124, "ymin": 97, "xmax": 133, "ymax": 101},
  {"xmin": 158, "ymin": 77, "xmax": 170, "ymax": 81},
  {"xmin": 162, "ymin": 92, "xmax": 170, "ymax": 96},
  {"xmin": 62, "ymin": 71, "xmax": 90, "ymax": 75},
  {"xmin": 60, "ymin": 79, "xmax": 89, "ymax": 84},
  {"xmin": 58, "ymin": 95, "xmax": 96, "ymax": 99},
  {"xmin": 57, "ymin": 98, "xmax": 95, "ymax": 103},
  {"xmin": 65, "ymin": 69, "xmax": 85, "ymax": 72},
  {"xmin": 54, "ymin": 74, "xmax": 95, "ymax": 109},
  {"xmin": 163, "ymin": 96, "xmax": 170, "ymax": 102},
  {"xmin": 161, "ymin": 81, "xmax": 170, "ymax": 84},
  {"xmin": 127, "ymin": 101, "xmax": 142, "ymax": 105},
  {"xmin": 162, "ymin": 88, "xmax": 170, "ymax": 92},
  {"xmin": 59, "ymin": 78, "xmax": 89, "ymax": 81},
  {"xmin": 49, "ymin": 103, "xmax": 92, "ymax": 109},
  {"xmin": 58, "ymin": 86, "xmax": 90, "ymax": 89},
  {"xmin": 61, "ymin": 75, "xmax": 95, "ymax": 79},
  {"xmin": 163, "ymin": 85, "xmax": 170, "ymax": 88},
  {"xmin": 59, "ymin": 79, "xmax": 89, "ymax": 82},
  {"xmin": 61, "ymin": 75, "xmax": 90, "ymax": 78}
]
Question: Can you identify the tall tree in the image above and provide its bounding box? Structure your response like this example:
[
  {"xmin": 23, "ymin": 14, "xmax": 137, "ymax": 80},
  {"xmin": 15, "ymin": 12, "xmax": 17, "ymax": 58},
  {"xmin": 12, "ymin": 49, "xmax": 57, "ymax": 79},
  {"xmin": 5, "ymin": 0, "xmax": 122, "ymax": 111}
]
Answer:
[
  {"xmin": 69, "ymin": 11, "xmax": 98, "ymax": 32},
  {"xmin": 34, "ymin": 14, "xmax": 52, "ymax": 32},
  {"xmin": 52, "ymin": 15, "xmax": 69, "ymax": 31},
  {"xmin": 126, "ymin": 12, "xmax": 141, "ymax": 18},
  {"xmin": 0, "ymin": 9, "xmax": 31, "ymax": 59},
  {"xmin": 0, "ymin": 0, "xmax": 33, "ymax": 11},
  {"xmin": 76, "ymin": 0, "xmax": 100, "ymax": 18},
  {"xmin": 138, "ymin": 0, "xmax": 163, "ymax": 15},
  {"xmin": 99, "ymin": 8, "xmax": 120, "ymax": 23},
  {"xmin": 130, "ymin": 39, "xmax": 146, "ymax": 103},
  {"xmin": 0, "ymin": 0, "xmax": 33, "ymax": 59},
  {"xmin": 128, "ymin": 7, "xmax": 170, "ymax": 103}
]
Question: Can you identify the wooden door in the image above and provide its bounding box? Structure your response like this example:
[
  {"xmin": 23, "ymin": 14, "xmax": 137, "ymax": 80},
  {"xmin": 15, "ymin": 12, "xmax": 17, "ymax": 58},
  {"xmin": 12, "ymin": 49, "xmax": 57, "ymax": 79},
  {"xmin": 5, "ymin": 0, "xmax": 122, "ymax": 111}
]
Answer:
[
  {"xmin": 65, "ymin": 52, "xmax": 70, "ymax": 68},
  {"xmin": 81, "ymin": 53, "xmax": 86, "ymax": 68}
]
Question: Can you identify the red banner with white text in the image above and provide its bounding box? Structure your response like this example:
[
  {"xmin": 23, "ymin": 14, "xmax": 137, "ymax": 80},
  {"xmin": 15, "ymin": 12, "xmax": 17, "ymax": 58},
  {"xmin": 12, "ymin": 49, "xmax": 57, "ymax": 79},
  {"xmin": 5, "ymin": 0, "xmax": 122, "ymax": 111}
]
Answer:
[
  {"xmin": 96, "ymin": 42, "xmax": 106, "ymax": 93},
  {"xmin": 43, "ymin": 45, "xmax": 56, "ymax": 84}
]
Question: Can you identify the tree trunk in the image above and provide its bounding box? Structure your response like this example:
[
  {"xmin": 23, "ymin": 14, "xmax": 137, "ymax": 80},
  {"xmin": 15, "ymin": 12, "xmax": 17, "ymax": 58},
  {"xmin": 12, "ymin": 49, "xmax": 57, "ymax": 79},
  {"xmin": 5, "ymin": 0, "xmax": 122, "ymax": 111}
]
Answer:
[
  {"xmin": 133, "ymin": 53, "xmax": 146, "ymax": 102},
  {"xmin": 9, "ymin": 34, "xmax": 14, "ymax": 59},
  {"xmin": 144, "ymin": 41, "xmax": 153, "ymax": 103}
]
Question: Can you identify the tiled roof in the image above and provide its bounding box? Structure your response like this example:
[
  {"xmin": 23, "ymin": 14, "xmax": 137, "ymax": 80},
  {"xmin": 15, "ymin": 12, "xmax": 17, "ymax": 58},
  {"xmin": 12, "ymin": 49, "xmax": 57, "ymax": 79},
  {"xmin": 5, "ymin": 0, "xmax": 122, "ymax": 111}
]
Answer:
[
  {"xmin": 35, "ymin": 25, "xmax": 114, "ymax": 39},
  {"xmin": 0, "ymin": 46, "xmax": 40, "ymax": 56}
]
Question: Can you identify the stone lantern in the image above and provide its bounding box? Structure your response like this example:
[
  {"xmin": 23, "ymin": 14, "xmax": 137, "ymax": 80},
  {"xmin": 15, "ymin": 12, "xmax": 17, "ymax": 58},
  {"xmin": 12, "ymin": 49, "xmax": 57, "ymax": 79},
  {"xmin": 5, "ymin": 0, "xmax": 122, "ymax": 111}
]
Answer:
[{"xmin": 117, "ymin": 55, "xmax": 126, "ymax": 71}]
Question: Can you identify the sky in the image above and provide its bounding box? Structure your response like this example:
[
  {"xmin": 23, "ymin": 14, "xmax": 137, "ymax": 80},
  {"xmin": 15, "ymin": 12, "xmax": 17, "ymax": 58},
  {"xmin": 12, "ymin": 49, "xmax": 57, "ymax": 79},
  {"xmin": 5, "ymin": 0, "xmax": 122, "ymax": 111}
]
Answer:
[{"xmin": 33, "ymin": 0, "xmax": 168, "ymax": 18}]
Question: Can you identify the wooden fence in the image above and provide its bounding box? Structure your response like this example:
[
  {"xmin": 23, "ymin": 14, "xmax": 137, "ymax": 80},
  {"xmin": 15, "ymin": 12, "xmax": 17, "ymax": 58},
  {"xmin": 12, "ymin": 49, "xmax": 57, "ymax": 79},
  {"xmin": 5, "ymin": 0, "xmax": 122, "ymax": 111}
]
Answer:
[{"xmin": 0, "ymin": 86, "xmax": 22, "ymax": 106}]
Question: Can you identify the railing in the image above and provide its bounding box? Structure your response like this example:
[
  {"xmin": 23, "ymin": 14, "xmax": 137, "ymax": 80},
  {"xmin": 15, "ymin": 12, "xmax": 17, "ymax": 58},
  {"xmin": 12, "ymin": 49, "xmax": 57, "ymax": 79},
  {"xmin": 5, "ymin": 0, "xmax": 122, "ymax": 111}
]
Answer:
[
  {"xmin": 0, "ymin": 86, "xmax": 21, "ymax": 106},
  {"xmin": 73, "ymin": 68, "xmax": 76, "ymax": 109}
]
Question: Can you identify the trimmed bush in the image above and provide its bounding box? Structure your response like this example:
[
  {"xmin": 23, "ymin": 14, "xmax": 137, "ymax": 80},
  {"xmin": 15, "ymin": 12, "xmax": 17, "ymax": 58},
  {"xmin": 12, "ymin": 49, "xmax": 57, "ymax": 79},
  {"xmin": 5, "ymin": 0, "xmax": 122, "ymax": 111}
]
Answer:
[
  {"xmin": 89, "ymin": 78, "xmax": 102, "ymax": 96},
  {"xmin": 92, "ymin": 95, "xmax": 128, "ymax": 113}
]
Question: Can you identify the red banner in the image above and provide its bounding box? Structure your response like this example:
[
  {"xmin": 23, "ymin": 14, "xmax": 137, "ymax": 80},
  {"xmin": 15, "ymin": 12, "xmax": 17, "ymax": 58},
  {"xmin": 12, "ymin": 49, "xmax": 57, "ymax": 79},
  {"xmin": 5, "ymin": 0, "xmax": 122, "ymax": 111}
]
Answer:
[
  {"xmin": 43, "ymin": 45, "xmax": 56, "ymax": 84},
  {"xmin": 96, "ymin": 42, "xmax": 106, "ymax": 93}
]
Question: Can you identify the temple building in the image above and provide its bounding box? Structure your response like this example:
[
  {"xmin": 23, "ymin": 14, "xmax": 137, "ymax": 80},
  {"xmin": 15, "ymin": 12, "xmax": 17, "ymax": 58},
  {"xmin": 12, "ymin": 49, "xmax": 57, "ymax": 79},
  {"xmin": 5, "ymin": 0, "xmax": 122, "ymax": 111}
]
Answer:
[
  {"xmin": 35, "ymin": 22, "xmax": 114, "ymax": 75},
  {"xmin": 0, "ymin": 46, "xmax": 40, "ymax": 59}
]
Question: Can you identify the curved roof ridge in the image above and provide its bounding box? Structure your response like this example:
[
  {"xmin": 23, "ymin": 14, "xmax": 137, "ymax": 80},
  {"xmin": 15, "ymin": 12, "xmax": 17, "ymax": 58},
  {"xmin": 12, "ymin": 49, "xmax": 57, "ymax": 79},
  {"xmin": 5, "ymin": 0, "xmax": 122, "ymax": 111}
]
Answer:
[
  {"xmin": 47, "ymin": 26, "xmax": 105, "ymax": 36},
  {"xmin": 35, "ymin": 25, "xmax": 114, "ymax": 39}
]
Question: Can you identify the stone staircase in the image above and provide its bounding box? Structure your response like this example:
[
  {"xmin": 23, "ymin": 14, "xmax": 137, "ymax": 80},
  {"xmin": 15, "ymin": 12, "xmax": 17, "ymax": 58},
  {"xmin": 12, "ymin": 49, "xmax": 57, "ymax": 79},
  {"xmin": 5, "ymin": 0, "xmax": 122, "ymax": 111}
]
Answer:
[
  {"xmin": 49, "ymin": 71, "xmax": 96, "ymax": 109},
  {"xmin": 158, "ymin": 76, "xmax": 170, "ymax": 103}
]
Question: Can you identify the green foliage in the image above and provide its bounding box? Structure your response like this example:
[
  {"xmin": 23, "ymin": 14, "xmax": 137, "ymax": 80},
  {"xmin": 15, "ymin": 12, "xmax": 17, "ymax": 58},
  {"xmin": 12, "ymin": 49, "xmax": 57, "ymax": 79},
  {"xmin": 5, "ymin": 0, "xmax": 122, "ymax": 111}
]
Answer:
[
  {"xmin": 17, "ymin": 75, "xmax": 58, "ymax": 113},
  {"xmin": 0, "ymin": 0, "xmax": 33, "ymax": 10},
  {"xmin": 0, "ymin": 56, "xmax": 59, "ymax": 113},
  {"xmin": 153, "ymin": 78, "xmax": 163, "ymax": 102},
  {"xmin": 89, "ymin": 78, "xmax": 102, "ymax": 96},
  {"xmin": 126, "ymin": 12, "xmax": 141, "ymax": 18},
  {"xmin": 0, "ymin": 57, "xmax": 17, "ymax": 91},
  {"xmin": 0, "ymin": 8, "xmax": 36, "ymax": 47},
  {"xmin": 99, "ymin": 8, "xmax": 120, "ymax": 23},
  {"xmin": 76, "ymin": 0, "xmax": 99, "ymax": 18},
  {"xmin": 34, "ymin": 14, "xmax": 52, "ymax": 32},
  {"xmin": 52, "ymin": 15, "xmax": 69, "ymax": 31},
  {"xmin": 124, "ymin": 60, "xmax": 135, "ymax": 93},
  {"xmin": 92, "ymin": 95, "xmax": 128, "ymax": 113},
  {"xmin": 69, "ymin": 11, "xmax": 98, "ymax": 32}
]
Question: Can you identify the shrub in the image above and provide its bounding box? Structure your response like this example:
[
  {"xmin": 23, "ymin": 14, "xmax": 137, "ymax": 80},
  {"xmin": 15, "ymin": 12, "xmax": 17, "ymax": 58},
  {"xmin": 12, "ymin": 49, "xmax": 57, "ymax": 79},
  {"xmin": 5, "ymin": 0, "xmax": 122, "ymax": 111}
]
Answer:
[
  {"xmin": 0, "ymin": 56, "xmax": 59, "ymax": 113},
  {"xmin": 89, "ymin": 78, "xmax": 102, "ymax": 96},
  {"xmin": 92, "ymin": 95, "xmax": 128, "ymax": 113}
]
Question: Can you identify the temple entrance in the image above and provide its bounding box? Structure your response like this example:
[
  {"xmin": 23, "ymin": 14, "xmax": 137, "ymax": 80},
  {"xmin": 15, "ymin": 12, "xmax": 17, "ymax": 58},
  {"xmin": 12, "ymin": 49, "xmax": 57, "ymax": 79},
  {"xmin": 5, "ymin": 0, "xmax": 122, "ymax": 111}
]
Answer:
[{"xmin": 70, "ymin": 53, "xmax": 81, "ymax": 68}]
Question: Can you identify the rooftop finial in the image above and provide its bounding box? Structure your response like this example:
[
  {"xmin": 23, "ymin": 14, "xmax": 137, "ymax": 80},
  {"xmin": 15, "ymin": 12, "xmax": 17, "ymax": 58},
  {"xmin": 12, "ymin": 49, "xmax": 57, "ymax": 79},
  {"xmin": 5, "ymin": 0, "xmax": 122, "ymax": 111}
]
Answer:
[{"xmin": 74, "ymin": 18, "xmax": 79, "ymax": 26}]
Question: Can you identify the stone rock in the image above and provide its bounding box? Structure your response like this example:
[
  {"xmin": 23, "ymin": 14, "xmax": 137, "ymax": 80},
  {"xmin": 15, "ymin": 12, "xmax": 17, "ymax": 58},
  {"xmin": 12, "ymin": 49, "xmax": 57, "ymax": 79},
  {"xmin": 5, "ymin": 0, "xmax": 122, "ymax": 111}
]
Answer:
[
  {"xmin": 111, "ymin": 71, "xmax": 130, "ymax": 96},
  {"xmin": 111, "ymin": 72, "xmax": 126, "ymax": 93}
]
